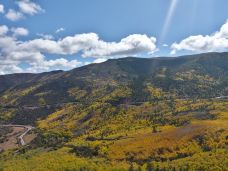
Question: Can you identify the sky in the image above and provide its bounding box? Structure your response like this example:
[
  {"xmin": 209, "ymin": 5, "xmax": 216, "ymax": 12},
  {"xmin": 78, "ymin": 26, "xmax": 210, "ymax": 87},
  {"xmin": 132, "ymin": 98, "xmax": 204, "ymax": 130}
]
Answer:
[{"xmin": 0, "ymin": 0, "xmax": 228, "ymax": 74}]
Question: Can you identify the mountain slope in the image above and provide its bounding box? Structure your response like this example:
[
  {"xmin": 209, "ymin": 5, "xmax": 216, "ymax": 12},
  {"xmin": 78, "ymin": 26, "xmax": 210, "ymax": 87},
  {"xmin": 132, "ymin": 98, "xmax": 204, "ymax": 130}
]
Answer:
[
  {"xmin": 0, "ymin": 52, "xmax": 228, "ymax": 170},
  {"xmin": 0, "ymin": 52, "xmax": 227, "ymax": 124},
  {"xmin": 1, "ymin": 52, "xmax": 228, "ymax": 102}
]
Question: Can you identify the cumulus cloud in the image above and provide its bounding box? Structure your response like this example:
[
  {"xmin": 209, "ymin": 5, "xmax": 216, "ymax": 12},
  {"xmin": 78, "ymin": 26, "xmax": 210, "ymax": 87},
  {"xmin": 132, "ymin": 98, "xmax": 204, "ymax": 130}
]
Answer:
[
  {"xmin": 56, "ymin": 28, "xmax": 65, "ymax": 33},
  {"xmin": 18, "ymin": 0, "xmax": 44, "ymax": 15},
  {"xmin": 0, "ymin": 64, "xmax": 23, "ymax": 75},
  {"xmin": 0, "ymin": 4, "xmax": 4, "ymax": 13},
  {"xmin": 0, "ymin": 57, "xmax": 24, "ymax": 75},
  {"xmin": 37, "ymin": 33, "xmax": 54, "ymax": 40},
  {"xmin": 26, "ymin": 58, "xmax": 82, "ymax": 73},
  {"xmin": 15, "ymin": 33, "xmax": 157, "ymax": 58},
  {"xmin": 5, "ymin": 9, "xmax": 23, "ymax": 21},
  {"xmin": 82, "ymin": 34, "xmax": 157, "ymax": 58},
  {"xmin": 11, "ymin": 27, "xmax": 29, "ymax": 37},
  {"xmin": 5, "ymin": 0, "xmax": 43, "ymax": 21},
  {"xmin": 171, "ymin": 20, "xmax": 228, "ymax": 54},
  {"xmin": 0, "ymin": 25, "xmax": 8, "ymax": 36},
  {"xmin": 0, "ymin": 32, "xmax": 157, "ymax": 74}
]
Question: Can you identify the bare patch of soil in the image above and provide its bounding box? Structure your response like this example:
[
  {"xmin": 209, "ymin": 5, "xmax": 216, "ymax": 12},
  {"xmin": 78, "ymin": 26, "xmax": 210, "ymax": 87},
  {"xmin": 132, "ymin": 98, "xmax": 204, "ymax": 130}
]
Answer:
[{"xmin": 0, "ymin": 127, "xmax": 25, "ymax": 151}]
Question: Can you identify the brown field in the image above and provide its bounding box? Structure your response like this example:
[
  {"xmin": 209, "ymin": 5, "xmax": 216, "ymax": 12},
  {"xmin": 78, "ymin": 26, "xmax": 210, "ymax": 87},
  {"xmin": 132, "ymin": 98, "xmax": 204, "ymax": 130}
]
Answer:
[{"xmin": 0, "ymin": 127, "xmax": 25, "ymax": 151}]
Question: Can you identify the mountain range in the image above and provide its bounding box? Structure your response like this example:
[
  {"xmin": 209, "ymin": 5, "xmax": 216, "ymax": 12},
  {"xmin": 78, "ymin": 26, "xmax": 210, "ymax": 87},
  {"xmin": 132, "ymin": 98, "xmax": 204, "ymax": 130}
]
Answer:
[{"xmin": 0, "ymin": 52, "xmax": 227, "ymax": 171}]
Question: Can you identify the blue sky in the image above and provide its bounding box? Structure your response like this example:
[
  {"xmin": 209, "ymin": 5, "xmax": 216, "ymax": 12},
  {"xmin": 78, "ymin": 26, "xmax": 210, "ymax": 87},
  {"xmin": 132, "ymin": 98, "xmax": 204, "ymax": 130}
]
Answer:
[{"xmin": 0, "ymin": 0, "xmax": 228, "ymax": 74}]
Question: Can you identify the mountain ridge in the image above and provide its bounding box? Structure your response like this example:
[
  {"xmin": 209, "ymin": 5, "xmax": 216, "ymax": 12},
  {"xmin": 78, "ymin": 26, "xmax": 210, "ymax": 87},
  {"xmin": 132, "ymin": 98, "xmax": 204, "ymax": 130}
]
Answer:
[{"xmin": 1, "ymin": 51, "xmax": 227, "ymax": 76}]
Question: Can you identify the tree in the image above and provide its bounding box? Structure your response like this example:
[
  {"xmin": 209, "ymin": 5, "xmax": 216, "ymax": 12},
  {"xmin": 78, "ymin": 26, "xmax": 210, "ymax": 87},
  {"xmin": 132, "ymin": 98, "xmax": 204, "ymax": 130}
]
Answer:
[
  {"xmin": 129, "ymin": 164, "xmax": 134, "ymax": 171},
  {"xmin": 137, "ymin": 166, "xmax": 142, "ymax": 171},
  {"xmin": 146, "ymin": 163, "xmax": 153, "ymax": 171},
  {"xmin": 152, "ymin": 125, "xmax": 158, "ymax": 133}
]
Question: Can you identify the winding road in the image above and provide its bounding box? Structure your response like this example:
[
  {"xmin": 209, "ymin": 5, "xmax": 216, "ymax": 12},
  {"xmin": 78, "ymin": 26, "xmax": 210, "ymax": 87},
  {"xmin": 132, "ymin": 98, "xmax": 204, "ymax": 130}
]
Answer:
[{"xmin": 0, "ymin": 125, "xmax": 34, "ymax": 146}]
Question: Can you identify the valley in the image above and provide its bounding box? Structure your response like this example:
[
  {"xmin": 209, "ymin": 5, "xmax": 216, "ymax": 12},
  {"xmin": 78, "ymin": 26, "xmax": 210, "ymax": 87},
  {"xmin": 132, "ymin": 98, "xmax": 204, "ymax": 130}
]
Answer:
[
  {"xmin": 1, "ymin": 0, "xmax": 228, "ymax": 170},
  {"xmin": 0, "ymin": 52, "xmax": 227, "ymax": 170}
]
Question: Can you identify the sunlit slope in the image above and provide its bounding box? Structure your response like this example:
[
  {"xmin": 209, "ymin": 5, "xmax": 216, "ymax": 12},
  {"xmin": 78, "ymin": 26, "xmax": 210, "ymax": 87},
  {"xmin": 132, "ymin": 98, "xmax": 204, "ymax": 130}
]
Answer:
[
  {"xmin": 0, "ymin": 52, "xmax": 227, "ymax": 125},
  {"xmin": 0, "ymin": 52, "xmax": 228, "ymax": 170},
  {"xmin": 1, "ymin": 99, "xmax": 227, "ymax": 171}
]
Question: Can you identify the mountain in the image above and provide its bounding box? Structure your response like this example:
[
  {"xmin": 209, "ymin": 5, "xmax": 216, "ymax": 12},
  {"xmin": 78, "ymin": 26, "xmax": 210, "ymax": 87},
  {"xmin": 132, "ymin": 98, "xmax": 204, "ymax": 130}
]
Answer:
[
  {"xmin": 1, "ymin": 52, "xmax": 228, "ymax": 103},
  {"xmin": 0, "ymin": 52, "xmax": 228, "ymax": 170},
  {"xmin": 0, "ymin": 52, "xmax": 227, "ymax": 124}
]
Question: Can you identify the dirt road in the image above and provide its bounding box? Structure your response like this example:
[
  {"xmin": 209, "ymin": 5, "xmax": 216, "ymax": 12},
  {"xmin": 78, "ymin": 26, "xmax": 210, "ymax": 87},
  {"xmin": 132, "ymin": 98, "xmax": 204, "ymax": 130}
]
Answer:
[{"xmin": 0, "ymin": 125, "xmax": 34, "ymax": 146}]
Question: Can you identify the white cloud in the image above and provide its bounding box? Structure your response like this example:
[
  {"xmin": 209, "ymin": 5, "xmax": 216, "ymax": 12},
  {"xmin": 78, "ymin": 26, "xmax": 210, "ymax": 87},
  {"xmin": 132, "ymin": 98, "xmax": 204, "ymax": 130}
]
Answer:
[
  {"xmin": 171, "ymin": 20, "xmax": 228, "ymax": 54},
  {"xmin": 56, "ymin": 28, "xmax": 65, "ymax": 33},
  {"xmin": 0, "ymin": 25, "xmax": 8, "ymax": 36},
  {"xmin": 5, "ymin": 9, "xmax": 23, "ymax": 21},
  {"xmin": 84, "ymin": 61, "xmax": 92, "ymax": 66},
  {"xmin": 93, "ymin": 58, "xmax": 107, "ymax": 63},
  {"xmin": 26, "ymin": 58, "xmax": 82, "ymax": 73},
  {"xmin": 0, "ymin": 64, "xmax": 23, "ymax": 75},
  {"xmin": 82, "ymin": 34, "xmax": 157, "ymax": 58},
  {"xmin": 11, "ymin": 27, "xmax": 29, "ymax": 37},
  {"xmin": 0, "ymin": 4, "xmax": 4, "ymax": 13},
  {"xmin": 4, "ymin": 1, "xmax": 43, "ymax": 21},
  {"xmin": 0, "ymin": 58, "xmax": 23, "ymax": 75},
  {"xmin": 163, "ymin": 44, "xmax": 168, "ymax": 47},
  {"xmin": 0, "ymin": 32, "xmax": 157, "ymax": 74},
  {"xmin": 18, "ymin": 0, "xmax": 44, "ymax": 15},
  {"xmin": 37, "ymin": 33, "xmax": 54, "ymax": 40},
  {"xmin": 17, "ymin": 33, "xmax": 157, "ymax": 58}
]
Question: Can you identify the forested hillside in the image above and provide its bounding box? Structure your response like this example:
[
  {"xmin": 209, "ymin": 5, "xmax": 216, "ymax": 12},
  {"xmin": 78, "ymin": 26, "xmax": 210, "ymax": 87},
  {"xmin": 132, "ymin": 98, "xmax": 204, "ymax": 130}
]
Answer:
[{"xmin": 0, "ymin": 52, "xmax": 227, "ymax": 170}]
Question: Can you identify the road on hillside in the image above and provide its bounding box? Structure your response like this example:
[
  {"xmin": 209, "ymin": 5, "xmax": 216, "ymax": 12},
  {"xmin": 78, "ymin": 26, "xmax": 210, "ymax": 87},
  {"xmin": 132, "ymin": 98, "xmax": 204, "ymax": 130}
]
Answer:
[{"xmin": 0, "ymin": 125, "xmax": 34, "ymax": 146}]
